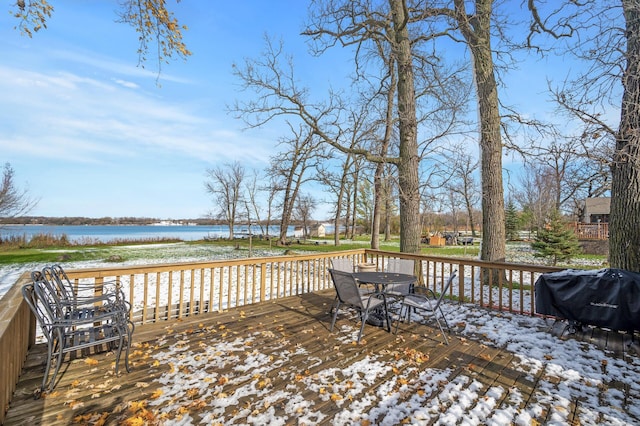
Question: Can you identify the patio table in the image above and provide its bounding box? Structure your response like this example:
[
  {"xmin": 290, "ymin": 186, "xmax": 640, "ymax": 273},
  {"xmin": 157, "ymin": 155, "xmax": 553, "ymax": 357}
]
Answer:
[
  {"xmin": 352, "ymin": 272, "xmax": 417, "ymax": 327},
  {"xmin": 352, "ymin": 272, "xmax": 416, "ymax": 294}
]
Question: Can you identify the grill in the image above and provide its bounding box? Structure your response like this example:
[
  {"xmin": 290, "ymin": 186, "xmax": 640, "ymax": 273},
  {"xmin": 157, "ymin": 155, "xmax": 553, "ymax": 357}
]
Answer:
[{"xmin": 535, "ymin": 268, "xmax": 640, "ymax": 332}]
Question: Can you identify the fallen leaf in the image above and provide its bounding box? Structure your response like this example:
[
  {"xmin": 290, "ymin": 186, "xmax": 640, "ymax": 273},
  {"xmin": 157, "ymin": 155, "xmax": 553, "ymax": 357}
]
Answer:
[
  {"xmin": 67, "ymin": 399, "xmax": 85, "ymax": 410},
  {"xmin": 128, "ymin": 400, "xmax": 147, "ymax": 412}
]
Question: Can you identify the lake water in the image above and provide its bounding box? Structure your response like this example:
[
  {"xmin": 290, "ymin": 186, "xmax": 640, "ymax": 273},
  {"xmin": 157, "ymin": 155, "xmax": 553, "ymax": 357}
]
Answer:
[{"xmin": 0, "ymin": 224, "xmax": 307, "ymax": 243}]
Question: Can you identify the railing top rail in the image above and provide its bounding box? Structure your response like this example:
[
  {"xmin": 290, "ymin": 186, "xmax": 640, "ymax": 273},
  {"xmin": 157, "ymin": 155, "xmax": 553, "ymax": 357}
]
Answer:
[
  {"xmin": 65, "ymin": 249, "xmax": 368, "ymax": 279},
  {"xmin": 364, "ymin": 249, "xmax": 565, "ymax": 273}
]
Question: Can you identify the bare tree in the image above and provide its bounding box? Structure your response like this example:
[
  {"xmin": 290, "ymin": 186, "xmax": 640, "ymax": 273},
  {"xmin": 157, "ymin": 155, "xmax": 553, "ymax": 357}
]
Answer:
[
  {"xmin": 529, "ymin": 138, "xmax": 611, "ymax": 216},
  {"xmin": 268, "ymin": 124, "xmax": 326, "ymax": 245},
  {"xmin": 234, "ymin": 1, "xmax": 467, "ymax": 254},
  {"xmin": 445, "ymin": 148, "xmax": 481, "ymax": 237},
  {"xmin": 381, "ymin": 167, "xmax": 398, "ymax": 240},
  {"xmin": 244, "ymin": 170, "xmax": 269, "ymax": 236},
  {"xmin": 356, "ymin": 176, "xmax": 375, "ymax": 234},
  {"xmin": 0, "ymin": 163, "xmax": 38, "ymax": 219},
  {"xmin": 294, "ymin": 194, "xmax": 317, "ymax": 239},
  {"xmin": 527, "ymin": 1, "xmax": 637, "ymax": 269},
  {"xmin": 512, "ymin": 163, "xmax": 557, "ymax": 233},
  {"xmin": 204, "ymin": 162, "xmax": 245, "ymax": 239},
  {"xmin": 315, "ymin": 101, "xmax": 372, "ymax": 246}
]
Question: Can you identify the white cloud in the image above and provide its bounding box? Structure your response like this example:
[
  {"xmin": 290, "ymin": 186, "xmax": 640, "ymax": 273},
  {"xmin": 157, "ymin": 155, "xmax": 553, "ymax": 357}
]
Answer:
[
  {"xmin": 0, "ymin": 64, "xmax": 272, "ymax": 166},
  {"xmin": 113, "ymin": 78, "xmax": 140, "ymax": 89}
]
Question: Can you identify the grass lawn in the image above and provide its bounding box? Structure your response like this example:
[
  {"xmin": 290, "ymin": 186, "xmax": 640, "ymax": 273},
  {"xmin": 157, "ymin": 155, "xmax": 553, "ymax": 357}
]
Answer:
[{"xmin": 0, "ymin": 235, "xmax": 607, "ymax": 268}]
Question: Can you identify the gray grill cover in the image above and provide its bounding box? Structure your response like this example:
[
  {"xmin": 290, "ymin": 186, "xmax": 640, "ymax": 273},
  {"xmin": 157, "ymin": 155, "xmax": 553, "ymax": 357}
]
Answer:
[{"xmin": 535, "ymin": 268, "xmax": 640, "ymax": 332}]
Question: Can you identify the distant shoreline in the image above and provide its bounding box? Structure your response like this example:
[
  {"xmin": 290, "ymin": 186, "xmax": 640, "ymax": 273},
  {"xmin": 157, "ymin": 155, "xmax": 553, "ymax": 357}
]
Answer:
[{"xmin": 0, "ymin": 224, "xmax": 318, "ymax": 244}]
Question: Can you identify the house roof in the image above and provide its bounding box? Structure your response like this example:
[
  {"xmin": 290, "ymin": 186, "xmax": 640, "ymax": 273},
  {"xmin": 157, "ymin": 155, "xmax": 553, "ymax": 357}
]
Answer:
[{"xmin": 585, "ymin": 197, "xmax": 610, "ymax": 215}]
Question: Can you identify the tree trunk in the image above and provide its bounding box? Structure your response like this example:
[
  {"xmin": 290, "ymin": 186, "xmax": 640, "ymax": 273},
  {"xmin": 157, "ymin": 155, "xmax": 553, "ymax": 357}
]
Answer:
[
  {"xmin": 610, "ymin": 0, "xmax": 640, "ymax": 271},
  {"xmin": 371, "ymin": 54, "xmax": 397, "ymax": 250},
  {"xmin": 458, "ymin": 0, "xmax": 506, "ymax": 262},
  {"xmin": 371, "ymin": 166, "xmax": 382, "ymax": 249},
  {"xmin": 390, "ymin": 0, "xmax": 421, "ymax": 254},
  {"xmin": 384, "ymin": 189, "xmax": 392, "ymax": 240},
  {"xmin": 465, "ymin": 196, "xmax": 477, "ymax": 237},
  {"xmin": 352, "ymin": 167, "xmax": 359, "ymax": 237}
]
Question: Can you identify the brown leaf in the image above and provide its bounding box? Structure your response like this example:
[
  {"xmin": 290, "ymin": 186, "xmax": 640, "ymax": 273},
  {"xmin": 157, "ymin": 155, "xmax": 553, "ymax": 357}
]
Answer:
[{"xmin": 84, "ymin": 358, "xmax": 99, "ymax": 366}]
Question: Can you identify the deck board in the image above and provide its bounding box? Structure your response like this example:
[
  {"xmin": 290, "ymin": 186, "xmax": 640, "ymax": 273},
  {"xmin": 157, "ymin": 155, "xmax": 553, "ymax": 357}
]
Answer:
[{"xmin": 4, "ymin": 290, "xmax": 638, "ymax": 425}]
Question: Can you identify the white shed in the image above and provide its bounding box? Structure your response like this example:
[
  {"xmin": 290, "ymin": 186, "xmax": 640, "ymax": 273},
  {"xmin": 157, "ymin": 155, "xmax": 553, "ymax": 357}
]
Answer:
[{"xmin": 310, "ymin": 224, "xmax": 326, "ymax": 238}]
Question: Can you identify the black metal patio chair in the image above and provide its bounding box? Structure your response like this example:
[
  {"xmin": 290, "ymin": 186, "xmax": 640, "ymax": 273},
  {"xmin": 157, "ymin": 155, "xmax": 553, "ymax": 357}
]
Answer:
[
  {"xmin": 384, "ymin": 258, "xmax": 416, "ymax": 301},
  {"xmin": 42, "ymin": 264, "xmax": 131, "ymax": 316},
  {"xmin": 394, "ymin": 270, "xmax": 458, "ymax": 344},
  {"xmin": 22, "ymin": 270, "xmax": 133, "ymax": 394},
  {"xmin": 329, "ymin": 269, "xmax": 390, "ymax": 343},
  {"xmin": 329, "ymin": 258, "xmax": 374, "ymax": 313}
]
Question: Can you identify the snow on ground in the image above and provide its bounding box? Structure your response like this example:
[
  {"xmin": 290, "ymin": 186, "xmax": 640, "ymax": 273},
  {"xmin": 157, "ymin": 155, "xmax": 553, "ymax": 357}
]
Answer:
[
  {"xmin": 3, "ymin": 243, "xmax": 638, "ymax": 424},
  {"xmin": 0, "ymin": 241, "xmax": 604, "ymax": 301},
  {"xmin": 128, "ymin": 303, "xmax": 639, "ymax": 425},
  {"xmin": 0, "ymin": 243, "xmax": 289, "ymax": 299}
]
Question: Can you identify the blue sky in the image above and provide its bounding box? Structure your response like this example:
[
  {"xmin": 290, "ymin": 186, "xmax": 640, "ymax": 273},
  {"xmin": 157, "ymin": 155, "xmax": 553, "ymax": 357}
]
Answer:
[
  {"xmin": 0, "ymin": 1, "xmax": 618, "ymax": 220},
  {"xmin": 1, "ymin": 1, "xmax": 335, "ymax": 219}
]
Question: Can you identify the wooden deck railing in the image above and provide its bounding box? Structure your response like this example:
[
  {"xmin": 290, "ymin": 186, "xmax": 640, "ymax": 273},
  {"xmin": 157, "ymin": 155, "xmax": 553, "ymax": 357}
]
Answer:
[
  {"xmin": 0, "ymin": 272, "xmax": 34, "ymax": 425},
  {"xmin": 572, "ymin": 222, "xmax": 609, "ymax": 240},
  {"xmin": 0, "ymin": 248, "xmax": 563, "ymax": 423}
]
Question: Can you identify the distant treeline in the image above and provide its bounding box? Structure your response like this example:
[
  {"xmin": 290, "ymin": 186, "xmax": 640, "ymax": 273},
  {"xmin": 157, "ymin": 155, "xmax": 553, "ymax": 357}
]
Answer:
[{"xmin": 0, "ymin": 216, "xmax": 222, "ymax": 226}]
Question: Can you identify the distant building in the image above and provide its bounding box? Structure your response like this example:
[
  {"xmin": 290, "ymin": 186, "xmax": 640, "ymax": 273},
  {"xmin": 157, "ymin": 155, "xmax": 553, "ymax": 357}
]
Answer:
[
  {"xmin": 310, "ymin": 224, "xmax": 326, "ymax": 238},
  {"xmin": 583, "ymin": 197, "xmax": 610, "ymax": 223},
  {"xmin": 293, "ymin": 227, "xmax": 305, "ymax": 238}
]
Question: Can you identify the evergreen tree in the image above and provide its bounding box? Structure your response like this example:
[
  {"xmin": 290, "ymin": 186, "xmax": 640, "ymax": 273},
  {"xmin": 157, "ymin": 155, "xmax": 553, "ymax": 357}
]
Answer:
[
  {"xmin": 505, "ymin": 200, "xmax": 520, "ymax": 241},
  {"xmin": 531, "ymin": 210, "xmax": 582, "ymax": 266}
]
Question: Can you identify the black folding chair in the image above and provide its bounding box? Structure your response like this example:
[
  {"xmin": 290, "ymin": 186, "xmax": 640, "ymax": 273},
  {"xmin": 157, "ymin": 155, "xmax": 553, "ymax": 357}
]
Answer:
[
  {"xmin": 329, "ymin": 269, "xmax": 390, "ymax": 343},
  {"xmin": 23, "ymin": 270, "xmax": 133, "ymax": 394},
  {"xmin": 394, "ymin": 270, "xmax": 458, "ymax": 344}
]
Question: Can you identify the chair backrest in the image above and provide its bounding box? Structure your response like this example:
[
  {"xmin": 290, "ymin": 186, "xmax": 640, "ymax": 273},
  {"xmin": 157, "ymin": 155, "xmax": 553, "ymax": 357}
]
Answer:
[
  {"xmin": 42, "ymin": 264, "xmax": 77, "ymax": 308},
  {"xmin": 329, "ymin": 269, "xmax": 364, "ymax": 308},
  {"xmin": 434, "ymin": 270, "xmax": 458, "ymax": 309},
  {"xmin": 331, "ymin": 258, "xmax": 354, "ymax": 273},
  {"xmin": 387, "ymin": 258, "xmax": 414, "ymax": 275},
  {"xmin": 23, "ymin": 275, "xmax": 59, "ymax": 339},
  {"xmin": 31, "ymin": 270, "xmax": 67, "ymax": 318}
]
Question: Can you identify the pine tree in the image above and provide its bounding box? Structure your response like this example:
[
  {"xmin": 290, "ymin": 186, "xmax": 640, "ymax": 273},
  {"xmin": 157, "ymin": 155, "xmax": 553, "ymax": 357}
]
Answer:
[
  {"xmin": 531, "ymin": 210, "xmax": 582, "ymax": 266},
  {"xmin": 505, "ymin": 200, "xmax": 520, "ymax": 241}
]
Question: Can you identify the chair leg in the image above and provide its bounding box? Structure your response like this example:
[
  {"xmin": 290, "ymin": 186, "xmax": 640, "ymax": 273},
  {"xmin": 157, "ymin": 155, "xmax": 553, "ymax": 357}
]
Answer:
[
  {"xmin": 433, "ymin": 317, "xmax": 449, "ymax": 345},
  {"xmin": 357, "ymin": 314, "xmax": 367, "ymax": 343},
  {"xmin": 382, "ymin": 297, "xmax": 391, "ymax": 333},
  {"xmin": 50, "ymin": 346, "xmax": 66, "ymax": 392},
  {"xmin": 437, "ymin": 307, "xmax": 451, "ymax": 332},
  {"xmin": 329, "ymin": 295, "xmax": 339, "ymax": 314},
  {"xmin": 114, "ymin": 333, "xmax": 124, "ymax": 374},
  {"xmin": 393, "ymin": 304, "xmax": 407, "ymax": 334},
  {"xmin": 123, "ymin": 323, "xmax": 133, "ymax": 373},
  {"xmin": 42, "ymin": 340, "xmax": 55, "ymax": 393},
  {"xmin": 330, "ymin": 301, "xmax": 341, "ymax": 331}
]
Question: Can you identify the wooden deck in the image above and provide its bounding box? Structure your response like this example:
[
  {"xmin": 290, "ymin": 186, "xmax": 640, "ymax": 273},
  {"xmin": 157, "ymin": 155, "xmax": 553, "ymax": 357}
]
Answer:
[{"xmin": 4, "ymin": 290, "xmax": 639, "ymax": 425}]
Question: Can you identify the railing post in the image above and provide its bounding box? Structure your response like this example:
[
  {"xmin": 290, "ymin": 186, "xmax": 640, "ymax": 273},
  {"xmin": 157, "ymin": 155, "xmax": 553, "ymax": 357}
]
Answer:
[{"xmin": 260, "ymin": 263, "xmax": 266, "ymax": 302}]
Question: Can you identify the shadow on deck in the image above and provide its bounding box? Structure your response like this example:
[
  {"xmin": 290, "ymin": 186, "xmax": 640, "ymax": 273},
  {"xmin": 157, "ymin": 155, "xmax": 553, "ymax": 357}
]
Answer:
[{"xmin": 5, "ymin": 290, "xmax": 639, "ymax": 425}]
